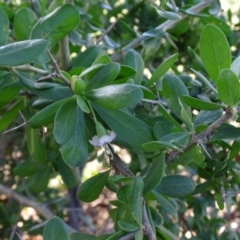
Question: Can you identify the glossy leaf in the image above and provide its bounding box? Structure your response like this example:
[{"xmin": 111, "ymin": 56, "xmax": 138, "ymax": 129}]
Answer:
[
  {"xmin": 0, "ymin": 8, "xmax": 9, "ymax": 46},
  {"xmin": 43, "ymin": 217, "xmax": 68, "ymax": 240},
  {"xmin": 217, "ymin": 69, "xmax": 240, "ymax": 107},
  {"xmin": 78, "ymin": 170, "xmax": 110, "ymax": 202},
  {"xmin": 182, "ymin": 96, "xmax": 224, "ymax": 110},
  {"xmin": 147, "ymin": 53, "xmax": 178, "ymax": 87},
  {"xmin": 93, "ymin": 105, "xmax": 154, "ymax": 149},
  {"xmin": 199, "ymin": 24, "xmax": 231, "ymax": 83},
  {"xmin": 86, "ymin": 63, "xmax": 120, "ymax": 90},
  {"xmin": 85, "ymin": 84, "xmax": 143, "ymax": 109},
  {"xmin": 142, "ymin": 153, "xmax": 165, "ymax": 194},
  {"xmin": 155, "ymin": 175, "xmax": 195, "ymax": 198},
  {"xmin": 153, "ymin": 191, "xmax": 178, "ymax": 219},
  {"xmin": 130, "ymin": 176, "xmax": 144, "ymax": 225},
  {"xmin": 93, "ymin": 54, "xmax": 111, "ymax": 65},
  {"xmin": 117, "ymin": 219, "xmax": 139, "ymax": 232},
  {"xmin": 124, "ymin": 49, "xmax": 144, "ymax": 84},
  {"xmin": 13, "ymin": 8, "xmax": 37, "ymax": 40},
  {"xmin": 162, "ymin": 74, "xmax": 191, "ymax": 122},
  {"xmin": 26, "ymin": 126, "xmax": 47, "ymax": 162},
  {"xmin": 76, "ymin": 95, "xmax": 90, "ymax": 113},
  {"xmin": 31, "ymin": 4, "xmax": 80, "ymax": 48},
  {"xmin": 15, "ymin": 71, "xmax": 73, "ymax": 101},
  {"xmin": 29, "ymin": 98, "xmax": 69, "ymax": 127},
  {"xmin": 61, "ymin": 103, "xmax": 88, "ymax": 167},
  {"xmin": 53, "ymin": 98, "xmax": 76, "ymax": 144},
  {"xmin": 0, "ymin": 39, "xmax": 49, "ymax": 66},
  {"xmin": 28, "ymin": 167, "xmax": 51, "ymax": 193}
]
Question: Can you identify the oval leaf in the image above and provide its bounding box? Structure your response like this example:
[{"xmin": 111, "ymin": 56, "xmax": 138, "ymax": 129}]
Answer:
[
  {"xmin": 155, "ymin": 175, "xmax": 195, "ymax": 198},
  {"xmin": 0, "ymin": 8, "xmax": 9, "ymax": 46},
  {"xmin": 69, "ymin": 233, "xmax": 97, "ymax": 240},
  {"xmin": 117, "ymin": 219, "xmax": 139, "ymax": 232},
  {"xmin": 85, "ymin": 84, "xmax": 143, "ymax": 109},
  {"xmin": 200, "ymin": 24, "xmax": 231, "ymax": 83},
  {"xmin": 0, "ymin": 39, "xmax": 49, "ymax": 66},
  {"xmin": 78, "ymin": 170, "xmax": 110, "ymax": 202}
]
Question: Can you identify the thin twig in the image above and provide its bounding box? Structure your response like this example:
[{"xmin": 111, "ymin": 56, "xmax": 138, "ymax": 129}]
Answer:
[
  {"xmin": 169, "ymin": 0, "xmax": 178, "ymax": 12},
  {"xmin": 14, "ymin": 65, "xmax": 49, "ymax": 74},
  {"xmin": 119, "ymin": 231, "xmax": 137, "ymax": 240},
  {"xmin": 96, "ymin": 19, "xmax": 119, "ymax": 45},
  {"xmin": 2, "ymin": 122, "xmax": 28, "ymax": 135},
  {"xmin": 111, "ymin": 1, "xmax": 210, "ymax": 61},
  {"xmin": 47, "ymin": 50, "xmax": 71, "ymax": 87},
  {"xmin": 166, "ymin": 107, "xmax": 233, "ymax": 163},
  {"xmin": 142, "ymin": 98, "xmax": 167, "ymax": 107}
]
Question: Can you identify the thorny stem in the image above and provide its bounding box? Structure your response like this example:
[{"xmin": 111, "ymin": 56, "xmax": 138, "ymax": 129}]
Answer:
[{"xmin": 166, "ymin": 107, "xmax": 233, "ymax": 163}]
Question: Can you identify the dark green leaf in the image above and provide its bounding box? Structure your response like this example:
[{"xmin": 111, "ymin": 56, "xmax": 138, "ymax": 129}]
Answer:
[
  {"xmin": 212, "ymin": 123, "xmax": 240, "ymax": 140},
  {"xmin": 28, "ymin": 167, "xmax": 51, "ymax": 193},
  {"xmin": 29, "ymin": 98, "xmax": 69, "ymax": 127},
  {"xmin": 155, "ymin": 175, "xmax": 195, "ymax": 198},
  {"xmin": 0, "ymin": 40, "xmax": 49, "ymax": 66},
  {"xmin": 78, "ymin": 170, "xmax": 110, "ymax": 202},
  {"xmin": 76, "ymin": 95, "xmax": 90, "ymax": 113},
  {"xmin": 85, "ymin": 84, "xmax": 143, "ymax": 109},
  {"xmin": 153, "ymin": 121, "xmax": 172, "ymax": 139},
  {"xmin": 93, "ymin": 105, "xmax": 154, "ymax": 149},
  {"xmin": 143, "ymin": 153, "xmax": 165, "ymax": 194},
  {"xmin": 142, "ymin": 140, "xmax": 182, "ymax": 152},
  {"xmin": 13, "ymin": 8, "xmax": 37, "ymax": 40},
  {"xmin": 93, "ymin": 54, "xmax": 111, "ymax": 65},
  {"xmin": 124, "ymin": 49, "xmax": 144, "ymax": 84},
  {"xmin": 217, "ymin": 69, "xmax": 240, "ymax": 106},
  {"xmin": 43, "ymin": 217, "xmax": 68, "ymax": 240},
  {"xmin": 160, "ymin": 132, "xmax": 190, "ymax": 147},
  {"xmin": 118, "ymin": 65, "xmax": 136, "ymax": 78},
  {"xmin": 199, "ymin": 24, "xmax": 231, "ymax": 83},
  {"xmin": 26, "ymin": 126, "xmax": 47, "ymax": 162},
  {"xmin": 147, "ymin": 53, "xmax": 178, "ymax": 87},
  {"xmin": 117, "ymin": 219, "xmax": 139, "ymax": 232},
  {"xmin": 130, "ymin": 176, "xmax": 144, "ymax": 225},
  {"xmin": 31, "ymin": 4, "xmax": 80, "ymax": 48},
  {"xmin": 0, "ymin": 8, "xmax": 9, "ymax": 46},
  {"xmin": 194, "ymin": 109, "xmax": 223, "ymax": 126},
  {"xmin": 182, "ymin": 96, "xmax": 224, "ymax": 110},
  {"xmin": 162, "ymin": 74, "xmax": 191, "ymax": 122},
  {"xmin": 69, "ymin": 232, "xmax": 97, "ymax": 240},
  {"xmin": 86, "ymin": 63, "xmax": 120, "ymax": 90}
]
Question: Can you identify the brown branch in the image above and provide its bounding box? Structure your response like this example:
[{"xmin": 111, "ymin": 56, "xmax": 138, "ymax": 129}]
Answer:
[
  {"xmin": 111, "ymin": 1, "xmax": 210, "ymax": 61},
  {"xmin": 166, "ymin": 107, "xmax": 233, "ymax": 163},
  {"xmin": 0, "ymin": 184, "xmax": 76, "ymax": 233}
]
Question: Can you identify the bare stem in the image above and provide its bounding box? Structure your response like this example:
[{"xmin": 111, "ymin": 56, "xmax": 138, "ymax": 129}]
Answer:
[
  {"xmin": 59, "ymin": 36, "xmax": 70, "ymax": 70},
  {"xmin": 166, "ymin": 107, "xmax": 233, "ymax": 163},
  {"xmin": 111, "ymin": 1, "xmax": 210, "ymax": 61},
  {"xmin": 119, "ymin": 231, "xmax": 137, "ymax": 240},
  {"xmin": 14, "ymin": 65, "xmax": 49, "ymax": 74}
]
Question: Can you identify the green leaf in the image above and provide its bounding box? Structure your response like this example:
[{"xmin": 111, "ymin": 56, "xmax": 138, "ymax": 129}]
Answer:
[
  {"xmin": 93, "ymin": 54, "xmax": 111, "ymax": 65},
  {"xmin": 117, "ymin": 219, "xmax": 139, "ymax": 232},
  {"xmin": 117, "ymin": 184, "xmax": 133, "ymax": 202},
  {"xmin": 69, "ymin": 233, "xmax": 97, "ymax": 240},
  {"xmin": 76, "ymin": 95, "xmax": 90, "ymax": 113},
  {"xmin": 61, "ymin": 103, "xmax": 88, "ymax": 167},
  {"xmin": 153, "ymin": 121, "xmax": 172, "ymax": 139},
  {"xmin": 43, "ymin": 217, "xmax": 68, "ymax": 240},
  {"xmin": 199, "ymin": 24, "xmax": 231, "ymax": 83},
  {"xmin": 0, "ymin": 8, "xmax": 9, "ymax": 46},
  {"xmin": 153, "ymin": 191, "xmax": 178, "ymax": 219},
  {"xmin": 26, "ymin": 126, "xmax": 47, "ymax": 162},
  {"xmin": 157, "ymin": 225, "xmax": 179, "ymax": 240},
  {"xmin": 13, "ymin": 160, "xmax": 44, "ymax": 177},
  {"xmin": 85, "ymin": 84, "xmax": 143, "ymax": 109},
  {"xmin": 217, "ymin": 69, "xmax": 240, "ymax": 106},
  {"xmin": 0, "ymin": 100, "xmax": 24, "ymax": 132},
  {"xmin": 15, "ymin": 71, "xmax": 73, "ymax": 101},
  {"xmin": 0, "ymin": 81, "xmax": 22, "ymax": 109},
  {"xmin": 93, "ymin": 105, "xmax": 154, "ymax": 149},
  {"xmin": 182, "ymin": 96, "xmax": 224, "ymax": 110},
  {"xmin": 147, "ymin": 53, "xmax": 178, "ymax": 87},
  {"xmin": 130, "ymin": 176, "xmax": 144, "ymax": 225},
  {"xmin": 0, "ymin": 39, "xmax": 49, "ymax": 66},
  {"xmin": 53, "ymin": 98, "xmax": 76, "ymax": 144},
  {"xmin": 155, "ymin": 175, "xmax": 195, "ymax": 198},
  {"xmin": 142, "ymin": 153, "xmax": 165, "ymax": 194},
  {"xmin": 156, "ymin": 8, "xmax": 181, "ymax": 20},
  {"xmin": 135, "ymin": 229, "xmax": 143, "ymax": 240},
  {"xmin": 28, "ymin": 167, "xmax": 51, "ymax": 193},
  {"xmin": 212, "ymin": 123, "xmax": 240, "ymax": 140},
  {"xmin": 78, "ymin": 170, "xmax": 110, "ymax": 202},
  {"xmin": 13, "ymin": 8, "xmax": 37, "ymax": 40},
  {"xmin": 124, "ymin": 49, "xmax": 144, "ymax": 84},
  {"xmin": 31, "ymin": 4, "xmax": 80, "ymax": 48},
  {"xmin": 162, "ymin": 74, "xmax": 191, "ymax": 122},
  {"xmin": 29, "ymin": 98, "xmax": 69, "ymax": 127},
  {"xmin": 142, "ymin": 140, "xmax": 182, "ymax": 152},
  {"xmin": 118, "ymin": 65, "xmax": 136, "ymax": 78},
  {"xmin": 72, "ymin": 46, "xmax": 100, "ymax": 68},
  {"xmin": 86, "ymin": 63, "xmax": 120, "ymax": 90},
  {"xmin": 194, "ymin": 109, "xmax": 223, "ymax": 126},
  {"xmin": 231, "ymin": 55, "xmax": 240, "ymax": 78},
  {"xmin": 57, "ymin": 157, "xmax": 78, "ymax": 188}
]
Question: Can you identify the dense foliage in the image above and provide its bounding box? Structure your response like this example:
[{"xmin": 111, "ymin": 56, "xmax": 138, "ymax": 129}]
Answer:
[{"xmin": 0, "ymin": 0, "xmax": 240, "ymax": 239}]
